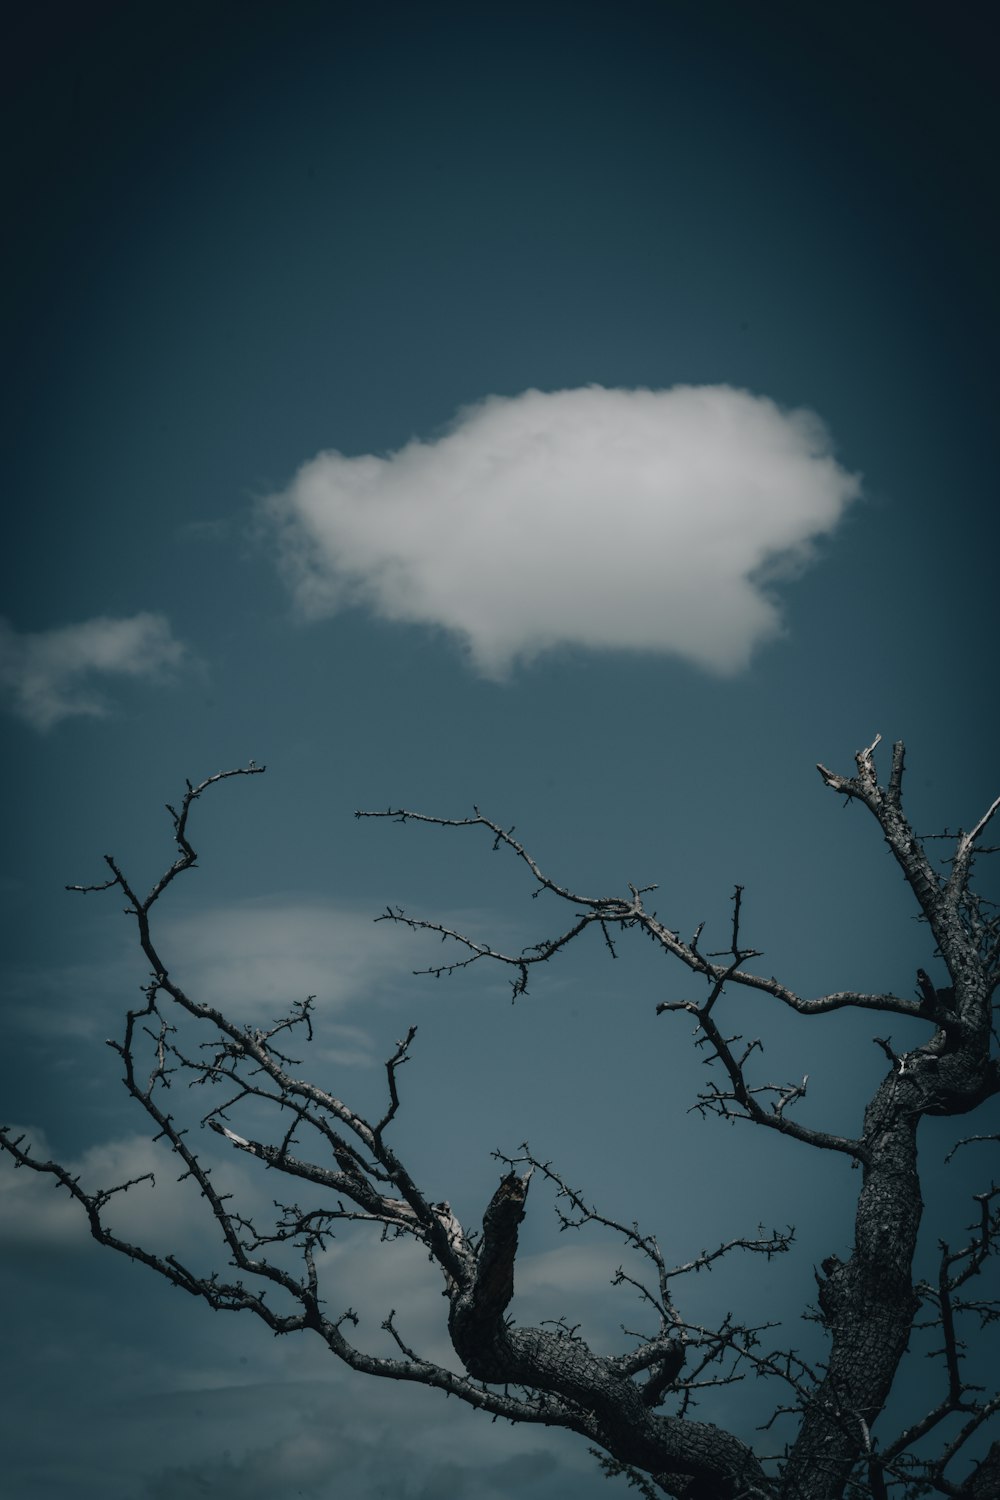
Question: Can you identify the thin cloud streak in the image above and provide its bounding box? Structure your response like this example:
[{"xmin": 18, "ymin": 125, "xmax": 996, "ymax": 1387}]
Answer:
[
  {"xmin": 0, "ymin": 612, "xmax": 185, "ymax": 730},
  {"xmin": 3, "ymin": 897, "xmax": 445, "ymax": 1060},
  {"xmin": 0, "ymin": 1127, "xmax": 262, "ymax": 1252},
  {"xmin": 265, "ymin": 385, "xmax": 861, "ymax": 677},
  {"xmin": 161, "ymin": 900, "xmax": 442, "ymax": 1035}
]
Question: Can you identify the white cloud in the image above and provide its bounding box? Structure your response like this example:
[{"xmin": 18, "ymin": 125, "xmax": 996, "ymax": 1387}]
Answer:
[
  {"xmin": 264, "ymin": 385, "xmax": 861, "ymax": 677},
  {"xmin": 0, "ymin": 1126, "xmax": 86, "ymax": 1248},
  {"xmin": 161, "ymin": 899, "xmax": 435, "ymax": 1041},
  {"xmin": 6, "ymin": 893, "xmax": 429, "ymax": 1027},
  {"xmin": 0, "ymin": 612, "xmax": 185, "ymax": 730},
  {"xmin": 0, "ymin": 1127, "xmax": 258, "ymax": 1252},
  {"xmin": 4, "ymin": 897, "xmax": 443, "ymax": 1072}
]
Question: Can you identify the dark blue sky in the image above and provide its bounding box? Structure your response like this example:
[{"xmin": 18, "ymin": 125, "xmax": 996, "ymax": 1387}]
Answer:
[{"xmin": 2, "ymin": 3, "xmax": 998, "ymax": 1497}]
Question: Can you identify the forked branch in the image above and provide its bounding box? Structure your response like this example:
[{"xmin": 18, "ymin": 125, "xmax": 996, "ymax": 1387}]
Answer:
[{"xmin": 2, "ymin": 745, "xmax": 997, "ymax": 1500}]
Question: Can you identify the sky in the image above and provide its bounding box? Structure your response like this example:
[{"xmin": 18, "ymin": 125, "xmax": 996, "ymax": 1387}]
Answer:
[{"xmin": 1, "ymin": 1, "xmax": 998, "ymax": 1495}]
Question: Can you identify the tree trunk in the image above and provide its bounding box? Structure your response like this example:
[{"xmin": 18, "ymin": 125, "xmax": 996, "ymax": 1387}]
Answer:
[
  {"xmin": 782, "ymin": 1014, "xmax": 999, "ymax": 1499},
  {"xmin": 780, "ymin": 1094, "xmax": 921, "ymax": 1499}
]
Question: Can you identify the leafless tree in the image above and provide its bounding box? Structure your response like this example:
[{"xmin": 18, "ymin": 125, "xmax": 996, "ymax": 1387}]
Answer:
[{"xmin": 2, "ymin": 738, "xmax": 998, "ymax": 1499}]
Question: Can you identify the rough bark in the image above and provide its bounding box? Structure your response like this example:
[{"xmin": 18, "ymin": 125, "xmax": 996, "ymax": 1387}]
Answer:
[
  {"xmin": 448, "ymin": 1173, "xmax": 771, "ymax": 1499},
  {"xmin": 778, "ymin": 742, "xmax": 1000, "ymax": 1498}
]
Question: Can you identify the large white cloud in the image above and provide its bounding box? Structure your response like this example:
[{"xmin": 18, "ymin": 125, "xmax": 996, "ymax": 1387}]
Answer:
[
  {"xmin": 264, "ymin": 385, "xmax": 861, "ymax": 676},
  {"xmin": 0, "ymin": 612, "xmax": 184, "ymax": 730}
]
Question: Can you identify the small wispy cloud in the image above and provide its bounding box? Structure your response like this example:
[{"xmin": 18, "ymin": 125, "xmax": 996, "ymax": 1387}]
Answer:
[
  {"xmin": 0, "ymin": 1127, "xmax": 260, "ymax": 1252},
  {"xmin": 0, "ymin": 612, "xmax": 185, "ymax": 731},
  {"xmin": 264, "ymin": 385, "xmax": 861, "ymax": 677},
  {"xmin": 4, "ymin": 896, "xmax": 448, "ymax": 1063},
  {"xmin": 160, "ymin": 899, "xmax": 436, "ymax": 1040}
]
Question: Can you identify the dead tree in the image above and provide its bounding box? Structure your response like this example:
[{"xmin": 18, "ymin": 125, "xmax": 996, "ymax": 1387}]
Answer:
[{"xmin": 2, "ymin": 738, "xmax": 998, "ymax": 1499}]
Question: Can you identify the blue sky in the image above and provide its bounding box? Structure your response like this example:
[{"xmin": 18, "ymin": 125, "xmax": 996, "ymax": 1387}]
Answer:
[{"xmin": 2, "ymin": 2, "xmax": 998, "ymax": 1496}]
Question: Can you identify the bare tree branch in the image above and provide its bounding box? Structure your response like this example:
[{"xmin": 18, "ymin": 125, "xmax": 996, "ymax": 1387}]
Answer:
[{"xmin": 3, "ymin": 742, "xmax": 998, "ymax": 1500}]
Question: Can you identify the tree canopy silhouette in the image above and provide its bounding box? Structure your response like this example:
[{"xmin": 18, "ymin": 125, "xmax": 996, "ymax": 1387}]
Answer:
[{"xmin": 2, "ymin": 737, "xmax": 998, "ymax": 1499}]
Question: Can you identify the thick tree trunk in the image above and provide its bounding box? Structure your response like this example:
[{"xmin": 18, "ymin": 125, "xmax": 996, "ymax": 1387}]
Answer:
[
  {"xmin": 782, "ymin": 1015, "xmax": 999, "ymax": 1500},
  {"xmin": 780, "ymin": 1096, "xmax": 921, "ymax": 1499}
]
